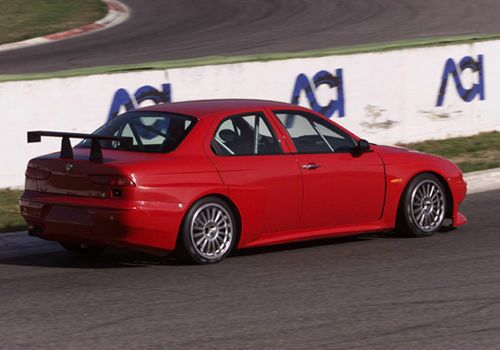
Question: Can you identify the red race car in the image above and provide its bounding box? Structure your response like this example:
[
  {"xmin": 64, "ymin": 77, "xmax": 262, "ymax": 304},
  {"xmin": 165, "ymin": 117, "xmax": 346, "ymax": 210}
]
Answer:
[{"xmin": 20, "ymin": 99, "xmax": 467, "ymax": 264}]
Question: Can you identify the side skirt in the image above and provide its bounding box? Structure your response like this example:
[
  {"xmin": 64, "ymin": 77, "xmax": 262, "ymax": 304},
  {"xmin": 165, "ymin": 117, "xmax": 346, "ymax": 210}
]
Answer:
[{"xmin": 240, "ymin": 221, "xmax": 394, "ymax": 249}]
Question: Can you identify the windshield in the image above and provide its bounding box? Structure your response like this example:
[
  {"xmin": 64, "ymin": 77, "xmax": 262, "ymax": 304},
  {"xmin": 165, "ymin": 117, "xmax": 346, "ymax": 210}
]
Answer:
[{"xmin": 77, "ymin": 111, "xmax": 197, "ymax": 153}]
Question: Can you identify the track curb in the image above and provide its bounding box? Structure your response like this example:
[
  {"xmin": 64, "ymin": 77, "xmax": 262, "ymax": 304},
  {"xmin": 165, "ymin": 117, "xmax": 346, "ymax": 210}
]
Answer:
[{"xmin": 0, "ymin": 0, "xmax": 129, "ymax": 53}]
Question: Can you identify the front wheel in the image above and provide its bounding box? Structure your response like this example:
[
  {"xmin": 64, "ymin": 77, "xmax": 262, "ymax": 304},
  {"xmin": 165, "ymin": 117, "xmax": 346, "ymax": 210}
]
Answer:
[
  {"xmin": 397, "ymin": 173, "xmax": 447, "ymax": 237},
  {"xmin": 176, "ymin": 197, "xmax": 237, "ymax": 264}
]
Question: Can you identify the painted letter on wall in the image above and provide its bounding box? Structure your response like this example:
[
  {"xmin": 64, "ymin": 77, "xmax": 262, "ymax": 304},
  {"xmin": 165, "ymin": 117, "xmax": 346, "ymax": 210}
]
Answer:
[
  {"xmin": 291, "ymin": 69, "xmax": 345, "ymax": 118},
  {"xmin": 436, "ymin": 55, "xmax": 484, "ymax": 106},
  {"xmin": 108, "ymin": 83, "xmax": 172, "ymax": 120}
]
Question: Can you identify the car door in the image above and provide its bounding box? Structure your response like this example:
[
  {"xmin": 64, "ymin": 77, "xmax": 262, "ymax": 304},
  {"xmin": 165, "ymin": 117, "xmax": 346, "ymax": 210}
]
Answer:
[
  {"xmin": 206, "ymin": 112, "xmax": 303, "ymax": 245},
  {"xmin": 272, "ymin": 110, "xmax": 385, "ymax": 229}
]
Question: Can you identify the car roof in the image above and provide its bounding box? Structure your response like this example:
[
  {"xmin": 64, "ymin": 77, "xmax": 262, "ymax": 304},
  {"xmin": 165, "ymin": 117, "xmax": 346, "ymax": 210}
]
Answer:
[{"xmin": 138, "ymin": 99, "xmax": 302, "ymax": 118}]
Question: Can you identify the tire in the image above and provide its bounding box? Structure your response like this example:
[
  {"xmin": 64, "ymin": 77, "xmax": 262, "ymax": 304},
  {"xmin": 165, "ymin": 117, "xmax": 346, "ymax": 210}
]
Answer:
[
  {"xmin": 60, "ymin": 242, "xmax": 106, "ymax": 256},
  {"xmin": 176, "ymin": 196, "xmax": 237, "ymax": 264},
  {"xmin": 397, "ymin": 173, "xmax": 447, "ymax": 237}
]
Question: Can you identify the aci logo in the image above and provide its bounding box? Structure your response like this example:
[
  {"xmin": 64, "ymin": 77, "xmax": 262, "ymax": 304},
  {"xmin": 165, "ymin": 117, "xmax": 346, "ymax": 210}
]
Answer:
[
  {"xmin": 108, "ymin": 84, "xmax": 172, "ymax": 121},
  {"xmin": 291, "ymin": 69, "xmax": 345, "ymax": 118},
  {"xmin": 436, "ymin": 55, "xmax": 484, "ymax": 107}
]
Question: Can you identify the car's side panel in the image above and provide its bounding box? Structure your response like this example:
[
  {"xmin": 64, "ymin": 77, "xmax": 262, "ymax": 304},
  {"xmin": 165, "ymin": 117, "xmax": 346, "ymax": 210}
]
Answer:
[
  {"xmin": 241, "ymin": 146, "xmax": 467, "ymax": 249},
  {"xmin": 264, "ymin": 107, "xmax": 386, "ymax": 229},
  {"xmin": 203, "ymin": 111, "xmax": 303, "ymax": 247},
  {"xmin": 208, "ymin": 154, "xmax": 303, "ymax": 247},
  {"xmin": 133, "ymin": 170, "xmax": 229, "ymax": 249},
  {"xmin": 292, "ymin": 152, "xmax": 386, "ymax": 228}
]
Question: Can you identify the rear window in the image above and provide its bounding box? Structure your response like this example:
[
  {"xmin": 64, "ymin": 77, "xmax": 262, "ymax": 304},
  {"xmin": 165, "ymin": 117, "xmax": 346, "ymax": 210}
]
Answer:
[{"xmin": 77, "ymin": 111, "xmax": 196, "ymax": 153}]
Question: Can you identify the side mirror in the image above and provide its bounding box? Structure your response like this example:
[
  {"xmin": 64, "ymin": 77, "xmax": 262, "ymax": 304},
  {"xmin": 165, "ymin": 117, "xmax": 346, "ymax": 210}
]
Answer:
[
  {"xmin": 358, "ymin": 139, "xmax": 371, "ymax": 153},
  {"xmin": 352, "ymin": 139, "xmax": 371, "ymax": 156}
]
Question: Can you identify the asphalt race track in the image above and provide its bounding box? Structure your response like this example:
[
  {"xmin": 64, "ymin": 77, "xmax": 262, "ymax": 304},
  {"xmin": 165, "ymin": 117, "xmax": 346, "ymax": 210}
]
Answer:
[
  {"xmin": 2, "ymin": 0, "xmax": 500, "ymax": 73},
  {"xmin": 0, "ymin": 189, "xmax": 499, "ymax": 349}
]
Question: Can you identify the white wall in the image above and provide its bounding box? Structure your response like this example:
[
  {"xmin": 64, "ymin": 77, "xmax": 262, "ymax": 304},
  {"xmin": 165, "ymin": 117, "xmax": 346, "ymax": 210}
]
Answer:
[{"xmin": 1, "ymin": 40, "xmax": 499, "ymax": 187}]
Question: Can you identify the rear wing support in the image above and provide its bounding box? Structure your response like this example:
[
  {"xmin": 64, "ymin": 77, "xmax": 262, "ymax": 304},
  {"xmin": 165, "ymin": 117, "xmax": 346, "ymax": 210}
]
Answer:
[{"xmin": 27, "ymin": 131, "xmax": 133, "ymax": 163}]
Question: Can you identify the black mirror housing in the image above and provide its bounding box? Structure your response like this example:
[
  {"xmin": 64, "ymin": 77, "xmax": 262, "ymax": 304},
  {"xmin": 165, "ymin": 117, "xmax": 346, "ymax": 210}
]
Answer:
[
  {"xmin": 358, "ymin": 139, "xmax": 371, "ymax": 153},
  {"xmin": 352, "ymin": 139, "xmax": 371, "ymax": 157}
]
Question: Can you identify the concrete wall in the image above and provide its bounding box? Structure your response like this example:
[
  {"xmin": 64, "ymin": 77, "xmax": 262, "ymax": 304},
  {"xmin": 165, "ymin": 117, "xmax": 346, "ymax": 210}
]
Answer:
[{"xmin": 1, "ymin": 40, "xmax": 499, "ymax": 187}]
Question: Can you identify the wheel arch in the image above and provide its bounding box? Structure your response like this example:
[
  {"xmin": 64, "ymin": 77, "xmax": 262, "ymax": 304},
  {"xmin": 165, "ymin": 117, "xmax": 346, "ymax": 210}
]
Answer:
[
  {"xmin": 398, "ymin": 171, "xmax": 453, "ymax": 220},
  {"xmin": 175, "ymin": 193, "xmax": 242, "ymax": 250},
  {"xmin": 429, "ymin": 171, "xmax": 454, "ymax": 219}
]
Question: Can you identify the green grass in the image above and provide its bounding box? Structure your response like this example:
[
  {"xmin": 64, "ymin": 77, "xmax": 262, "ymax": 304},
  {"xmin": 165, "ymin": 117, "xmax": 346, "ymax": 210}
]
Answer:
[
  {"xmin": 0, "ymin": 0, "xmax": 107, "ymax": 45},
  {"xmin": 0, "ymin": 189, "xmax": 24, "ymax": 233},
  {"xmin": 1, "ymin": 33, "xmax": 500, "ymax": 82},
  {"xmin": 399, "ymin": 131, "xmax": 500, "ymax": 173}
]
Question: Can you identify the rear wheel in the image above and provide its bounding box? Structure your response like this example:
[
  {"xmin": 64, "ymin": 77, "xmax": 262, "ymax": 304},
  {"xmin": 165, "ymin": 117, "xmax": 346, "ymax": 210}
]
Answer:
[
  {"xmin": 176, "ymin": 197, "xmax": 237, "ymax": 264},
  {"xmin": 397, "ymin": 173, "xmax": 447, "ymax": 237},
  {"xmin": 60, "ymin": 242, "xmax": 106, "ymax": 256}
]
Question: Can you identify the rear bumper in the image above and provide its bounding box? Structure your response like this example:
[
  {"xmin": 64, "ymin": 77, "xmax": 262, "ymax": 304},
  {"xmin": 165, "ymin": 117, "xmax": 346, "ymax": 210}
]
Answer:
[{"xmin": 19, "ymin": 191, "xmax": 184, "ymax": 253}]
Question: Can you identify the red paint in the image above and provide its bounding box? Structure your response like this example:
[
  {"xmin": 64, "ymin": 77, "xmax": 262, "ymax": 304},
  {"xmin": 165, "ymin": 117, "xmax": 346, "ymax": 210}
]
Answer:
[
  {"xmin": 46, "ymin": 23, "xmax": 104, "ymax": 41},
  {"xmin": 20, "ymin": 99, "xmax": 468, "ymax": 254}
]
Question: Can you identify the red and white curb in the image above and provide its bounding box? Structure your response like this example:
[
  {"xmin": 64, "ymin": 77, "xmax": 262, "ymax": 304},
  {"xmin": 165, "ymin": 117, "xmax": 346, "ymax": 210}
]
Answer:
[{"xmin": 0, "ymin": 0, "xmax": 129, "ymax": 53}]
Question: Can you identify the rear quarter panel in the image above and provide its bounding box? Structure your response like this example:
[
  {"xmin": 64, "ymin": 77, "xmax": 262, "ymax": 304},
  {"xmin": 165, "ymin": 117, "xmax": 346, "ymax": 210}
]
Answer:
[{"xmin": 115, "ymin": 117, "xmax": 229, "ymax": 249}]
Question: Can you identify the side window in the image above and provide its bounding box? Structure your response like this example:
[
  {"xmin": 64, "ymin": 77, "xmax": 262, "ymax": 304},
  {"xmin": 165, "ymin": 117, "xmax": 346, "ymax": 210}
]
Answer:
[
  {"xmin": 274, "ymin": 112, "xmax": 355, "ymax": 153},
  {"xmin": 211, "ymin": 113, "xmax": 282, "ymax": 156},
  {"xmin": 314, "ymin": 122, "xmax": 355, "ymax": 152}
]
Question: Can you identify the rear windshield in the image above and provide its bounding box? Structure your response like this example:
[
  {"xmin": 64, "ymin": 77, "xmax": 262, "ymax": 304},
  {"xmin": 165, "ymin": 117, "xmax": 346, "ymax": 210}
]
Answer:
[{"xmin": 77, "ymin": 111, "xmax": 196, "ymax": 153}]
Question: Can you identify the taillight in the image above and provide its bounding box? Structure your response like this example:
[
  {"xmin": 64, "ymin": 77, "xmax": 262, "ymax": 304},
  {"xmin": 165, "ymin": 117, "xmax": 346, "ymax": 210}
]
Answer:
[
  {"xmin": 89, "ymin": 175, "xmax": 135, "ymax": 187},
  {"xmin": 25, "ymin": 166, "xmax": 51, "ymax": 180}
]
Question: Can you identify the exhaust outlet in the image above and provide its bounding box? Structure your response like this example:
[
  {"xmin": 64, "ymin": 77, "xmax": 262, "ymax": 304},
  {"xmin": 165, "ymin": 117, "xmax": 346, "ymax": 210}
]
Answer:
[{"xmin": 28, "ymin": 225, "xmax": 43, "ymax": 237}]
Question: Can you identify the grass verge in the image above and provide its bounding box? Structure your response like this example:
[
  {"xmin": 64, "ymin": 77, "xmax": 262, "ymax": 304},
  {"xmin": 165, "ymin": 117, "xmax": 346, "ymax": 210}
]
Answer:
[
  {"xmin": 0, "ymin": 0, "xmax": 107, "ymax": 45},
  {"xmin": 0, "ymin": 189, "xmax": 24, "ymax": 233},
  {"xmin": 399, "ymin": 131, "xmax": 500, "ymax": 173}
]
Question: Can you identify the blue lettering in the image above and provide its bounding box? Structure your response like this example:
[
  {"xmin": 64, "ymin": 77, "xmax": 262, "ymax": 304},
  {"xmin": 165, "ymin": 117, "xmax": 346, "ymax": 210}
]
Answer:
[
  {"xmin": 291, "ymin": 69, "xmax": 345, "ymax": 118},
  {"xmin": 108, "ymin": 83, "xmax": 172, "ymax": 121},
  {"xmin": 436, "ymin": 55, "xmax": 484, "ymax": 106}
]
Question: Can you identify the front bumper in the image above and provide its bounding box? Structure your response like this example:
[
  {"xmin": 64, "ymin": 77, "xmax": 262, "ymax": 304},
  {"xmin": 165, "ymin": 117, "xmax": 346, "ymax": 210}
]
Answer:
[
  {"xmin": 450, "ymin": 175, "xmax": 468, "ymax": 227},
  {"xmin": 19, "ymin": 191, "xmax": 184, "ymax": 253}
]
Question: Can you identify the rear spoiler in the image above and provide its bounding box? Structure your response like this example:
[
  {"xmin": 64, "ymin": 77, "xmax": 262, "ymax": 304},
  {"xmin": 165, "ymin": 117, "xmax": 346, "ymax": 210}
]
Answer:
[{"xmin": 27, "ymin": 131, "xmax": 133, "ymax": 163}]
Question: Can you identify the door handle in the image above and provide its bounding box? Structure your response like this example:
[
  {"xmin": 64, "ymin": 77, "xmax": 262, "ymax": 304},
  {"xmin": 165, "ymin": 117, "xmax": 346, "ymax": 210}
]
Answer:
[{"xmin": 302, "ymin": 163, "xmax": 321, "ymax": 170}]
